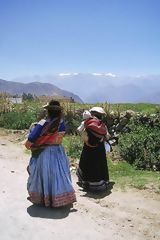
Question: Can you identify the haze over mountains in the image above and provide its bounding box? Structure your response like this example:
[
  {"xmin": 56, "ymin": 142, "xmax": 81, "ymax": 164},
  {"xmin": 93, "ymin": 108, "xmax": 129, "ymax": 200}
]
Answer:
[
  {"xmin": 11, "ymin": 73, "xmax": 160, "ymax": 104},
  {"xmin": 0, "ymin": 74, "xmax": 160, "ymax": 103}
]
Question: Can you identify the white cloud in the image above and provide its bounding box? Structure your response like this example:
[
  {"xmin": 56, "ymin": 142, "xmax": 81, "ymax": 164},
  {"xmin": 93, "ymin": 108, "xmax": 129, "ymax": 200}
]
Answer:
[
  {"xmin": 58, "ymin": 73, "xmax": 72, "ymax": 76},
  {"xmin": 92, "ymin": 73, "xmax": 103, "ymax": 76},
  {"xmin": 58, "ymin": 72, "xmax": 116, "ymax": 77},
  {"xmin": 92, "ymin": 72, "xmax": 116, "ymax": 77},
  {"xmin": 58, "ymin": 73, "xmax": 79, "ymax": 76},
  {"xmin": 105, "ymin": 73, "xmax": 116, "ymax": 77}
]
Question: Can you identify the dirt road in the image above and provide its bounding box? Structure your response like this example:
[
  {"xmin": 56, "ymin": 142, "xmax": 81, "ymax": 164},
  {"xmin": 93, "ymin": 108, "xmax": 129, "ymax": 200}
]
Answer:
[{"xmin": 0, "ymin": 131, "xmax": 160, "ymax": 240}]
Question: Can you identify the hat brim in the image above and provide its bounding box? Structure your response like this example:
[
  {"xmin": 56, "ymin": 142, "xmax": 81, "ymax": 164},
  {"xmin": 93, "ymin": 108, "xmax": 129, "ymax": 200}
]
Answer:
[
  {"xmin": 90, "ymin": 107, "xmax": 106, "ymax": 115},
  {"xmin": 43, "ymin": 103, "xmax": 49, "ymax": 108}
]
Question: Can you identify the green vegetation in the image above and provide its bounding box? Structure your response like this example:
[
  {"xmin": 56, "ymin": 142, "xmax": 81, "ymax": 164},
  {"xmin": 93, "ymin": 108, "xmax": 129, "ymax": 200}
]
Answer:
[
  {"xmin": 0, "ymin": 111, "xmax": 37, "ymax": 129},
  {"xmin": 74, "ymin": 102, "xmax": 160, "ymax": 114},
  {"xmin": 108, "ymin": 159, "xmax": 160, "ymax": 192},
  {"xmin": 63, "ymin": 134, "xmax": 83, "ymax": 160},
  {"xmin": 0, "ymin": 100, "xmax": 159, "ymax": 130},
  {"xmin": 108, "ymin": 103, "xmax": 160, "ymax": 113},
  {"xmin": 119, "ymin": 115, "xmax": 160, "ymax": 171}
]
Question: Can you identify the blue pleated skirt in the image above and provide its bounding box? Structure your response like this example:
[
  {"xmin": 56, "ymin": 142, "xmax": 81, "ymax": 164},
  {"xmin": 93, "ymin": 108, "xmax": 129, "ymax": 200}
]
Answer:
[{"xmin": 27, "ymin": 145, "xmax": 76, "ymax": 207}]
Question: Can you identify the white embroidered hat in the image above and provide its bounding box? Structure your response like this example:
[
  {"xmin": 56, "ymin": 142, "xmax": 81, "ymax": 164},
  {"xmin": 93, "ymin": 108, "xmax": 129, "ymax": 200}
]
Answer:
[{"xmin": 89, "ymin": 107, "xmax": 106, "ymax": 115}]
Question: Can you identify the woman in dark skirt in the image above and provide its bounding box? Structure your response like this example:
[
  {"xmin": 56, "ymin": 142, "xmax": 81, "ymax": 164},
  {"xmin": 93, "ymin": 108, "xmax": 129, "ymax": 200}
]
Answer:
[{"xmin": 77, "ymin": 107, "xmax": 110, "ymax": 191}]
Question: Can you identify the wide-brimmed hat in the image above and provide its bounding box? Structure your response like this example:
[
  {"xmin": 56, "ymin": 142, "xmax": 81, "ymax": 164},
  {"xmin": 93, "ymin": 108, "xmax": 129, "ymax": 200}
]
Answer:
[
  {"xmin": 43, "ymin": 100, "xmax": 62, "ymax": 111},
  {"xmin": 89, "ymin": 107, "xmax": 106, "ymax": 115},
  {"xmin": 43, "ymin": 103, "xmax": 49, "ymax": 108}
]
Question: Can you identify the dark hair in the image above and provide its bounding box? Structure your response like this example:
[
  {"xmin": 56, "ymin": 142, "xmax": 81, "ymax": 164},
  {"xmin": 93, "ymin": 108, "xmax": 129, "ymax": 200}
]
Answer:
[
  {"xmin": 42, "ymin": 100, "xmax": 63, "ymax": 133},
  {"xmin": 48, "ymin": 100, "xmax": 60, "ymax": 106},
  {"xmin": 90, "ymin": 111, "xmax": 102, "ymax": 120},
  {"xmin": 45, "ymin": 100, "xmax": 62, "ymax": 119}
]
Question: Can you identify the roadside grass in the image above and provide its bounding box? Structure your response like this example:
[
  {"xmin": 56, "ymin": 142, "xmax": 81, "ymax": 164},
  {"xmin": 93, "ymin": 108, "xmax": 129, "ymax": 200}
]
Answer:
[{"xmin": 108, "ymin": 159, "xmax": 160, "ymax": 192}]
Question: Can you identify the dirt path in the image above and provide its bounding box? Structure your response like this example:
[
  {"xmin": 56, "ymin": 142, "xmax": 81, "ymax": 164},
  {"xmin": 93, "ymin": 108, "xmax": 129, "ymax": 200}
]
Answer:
[{"xmin": 0, "ymin": 131, "xmax": 160, "ymax": 240}]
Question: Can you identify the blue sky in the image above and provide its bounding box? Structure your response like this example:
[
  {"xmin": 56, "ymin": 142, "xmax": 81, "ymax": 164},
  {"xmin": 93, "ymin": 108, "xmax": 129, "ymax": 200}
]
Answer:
[{"xmin": 0, "ymin": 0, "xmax": 160, "ymax": 80}]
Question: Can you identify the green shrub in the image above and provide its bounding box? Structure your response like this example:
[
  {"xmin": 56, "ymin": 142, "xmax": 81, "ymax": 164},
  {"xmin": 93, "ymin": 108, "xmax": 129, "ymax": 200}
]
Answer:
[
  {"xmin": 64, "ymin": 111, "xmax": 81, "ymax": 134},
  {"xmin": 119, "ymin": 125, "xmax": 160, "ymax": 171},
  {"xmin": 0, "ymin": 111, "xmax": 37, "ymax": 129},
  {"xmin": 63, "ymin": 135, "xmax": 83, "ymax": 160}
]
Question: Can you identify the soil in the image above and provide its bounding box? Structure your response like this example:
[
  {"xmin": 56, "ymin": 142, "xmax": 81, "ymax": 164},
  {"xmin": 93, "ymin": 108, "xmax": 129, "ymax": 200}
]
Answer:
[{"xmin": 0, "ymin": 129, "xmax": 160, "ymax": 240}]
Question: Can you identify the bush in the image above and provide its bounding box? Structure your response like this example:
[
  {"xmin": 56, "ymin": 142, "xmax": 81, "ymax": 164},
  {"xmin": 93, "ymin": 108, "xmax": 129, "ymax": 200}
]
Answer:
[
  {"xmin": 0, "ymin": 111, "xmax": 37, "ymax": 129},
  {"xmin": 63, "ymin": 135, "xmax": 83, "ymax": 160},
  {"xmin": 119, "ymin": 125, "xmax": 160, "ymax": 171},
  {"xmin": 64, "ymin": 111, "xmax": 81, "ymax": 134}
]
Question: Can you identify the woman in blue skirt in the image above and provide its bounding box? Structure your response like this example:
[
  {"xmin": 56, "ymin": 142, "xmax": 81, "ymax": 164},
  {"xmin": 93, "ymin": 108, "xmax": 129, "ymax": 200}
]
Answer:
[{"xmin": 25, "ymin": 100, "xmax": 76, "ymax": 207}]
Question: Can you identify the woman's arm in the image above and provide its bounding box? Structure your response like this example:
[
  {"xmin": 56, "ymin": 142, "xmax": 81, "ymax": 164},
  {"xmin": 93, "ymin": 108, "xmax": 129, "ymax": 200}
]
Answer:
[
  {"xmin": 25, "ymin": 140, "xmax": 33, "ymax": 149},
  {"xmin": 25, "ymin": 119, "xmax": 46, "ymax": 149}
]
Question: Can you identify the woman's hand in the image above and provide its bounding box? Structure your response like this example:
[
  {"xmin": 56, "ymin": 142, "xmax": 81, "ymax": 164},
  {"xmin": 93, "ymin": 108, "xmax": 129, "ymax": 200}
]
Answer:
[{"xmin": 25, "ymin": 140, "xmax": 33, "ymax": 149}]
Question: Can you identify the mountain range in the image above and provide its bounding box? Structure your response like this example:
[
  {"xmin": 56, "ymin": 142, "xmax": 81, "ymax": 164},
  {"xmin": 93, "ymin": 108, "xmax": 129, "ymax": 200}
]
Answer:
[
  {"xmin": 0, "ymin": 74, "xmax": 160, "ymax": 103},
  {"xmin": 0, "ymin": 79, "xmax": 83, "ymax": 103}
]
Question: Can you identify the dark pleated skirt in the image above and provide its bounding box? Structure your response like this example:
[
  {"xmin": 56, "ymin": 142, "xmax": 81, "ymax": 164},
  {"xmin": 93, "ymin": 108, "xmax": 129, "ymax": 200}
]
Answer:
[{"xmin": 77, "ymin": 142, "xmax": 109, "ymax": 191}]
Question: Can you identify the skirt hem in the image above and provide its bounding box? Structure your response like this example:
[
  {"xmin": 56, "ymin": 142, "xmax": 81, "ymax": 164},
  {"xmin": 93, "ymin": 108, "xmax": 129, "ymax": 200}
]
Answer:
[{"xmin": 28, "ymin": 191, "xmax": 77, "ymax": 207}]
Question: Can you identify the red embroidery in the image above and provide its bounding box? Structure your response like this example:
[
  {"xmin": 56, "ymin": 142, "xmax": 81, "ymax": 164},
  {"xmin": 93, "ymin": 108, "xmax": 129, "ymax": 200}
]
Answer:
[
  {"xmin": 32, "ymin": 132, "xmax": 64, "ymax": 148},
  {"xmin": 28, "ymin": 191, "xmax": 76, "ymax": 207}
]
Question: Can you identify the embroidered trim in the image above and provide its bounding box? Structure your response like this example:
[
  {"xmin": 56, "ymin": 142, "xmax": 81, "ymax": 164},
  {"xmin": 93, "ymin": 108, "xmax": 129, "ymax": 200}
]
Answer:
[{"xmin": 28, "ymin": 191, "xmax": 76, "ymax": 207}]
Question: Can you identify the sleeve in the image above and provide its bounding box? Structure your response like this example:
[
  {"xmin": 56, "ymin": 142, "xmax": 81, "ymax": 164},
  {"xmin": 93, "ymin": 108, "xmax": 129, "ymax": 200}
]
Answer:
[
  {"xmin": 58, "ymin": 119, "xmax": 65, "ymax": 132},
  {"xmin": 77, "ymin": 122, "xmax": 85, "ymax": 132},
  {"xmin": 28, "ymin": 119, "xmax": 46, "ymax": 143}
]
